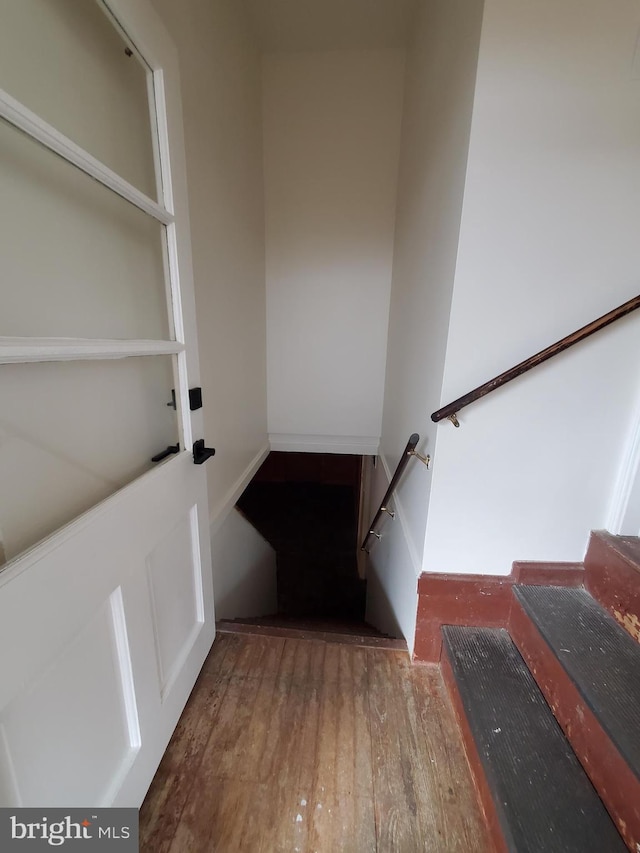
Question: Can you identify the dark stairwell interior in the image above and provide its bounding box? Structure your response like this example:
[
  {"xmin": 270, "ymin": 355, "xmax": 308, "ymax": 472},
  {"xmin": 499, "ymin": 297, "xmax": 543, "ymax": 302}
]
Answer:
[{"xmin": 236, "ymin": 451, "xmax": 370, "ymax": 628}]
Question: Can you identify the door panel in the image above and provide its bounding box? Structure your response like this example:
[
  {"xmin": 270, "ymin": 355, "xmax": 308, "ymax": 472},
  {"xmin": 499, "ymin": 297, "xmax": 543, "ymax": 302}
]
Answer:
[
  {"xmin": 0, "ymin": 0, "xmax": 158, "ymax": 197},
  {"xmin": 0, "ymin": 453, "xmax": 214, "ymax": 807},
  {"xmin": 0, "ymin": 0, "xmax": 215, "ymax": 808},
  {"xmin": 0, "ymin": 118, "xmax": 171, "ymax": 340},
  {"xmin": 146, "ymin": 507, "xmax": 204, "ymax": 700},
  {"xmin": 0, "ymin": 592, "xmax": 138, "ymax": 807}
]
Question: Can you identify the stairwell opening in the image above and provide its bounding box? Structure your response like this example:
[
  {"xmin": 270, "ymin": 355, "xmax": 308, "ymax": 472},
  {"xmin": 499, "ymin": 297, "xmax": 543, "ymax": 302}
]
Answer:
[{"xmin": 235, "ymin": 451, "xmax": 371, "ymax": 628}]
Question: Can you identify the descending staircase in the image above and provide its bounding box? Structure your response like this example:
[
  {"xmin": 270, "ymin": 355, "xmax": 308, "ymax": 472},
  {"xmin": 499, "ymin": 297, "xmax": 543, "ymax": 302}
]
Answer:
[
  {"xmin": 441, "ymin": 532, "xmax": 640, "ymax": 853},
  {"xmin": 237, "ymin": 475, "xmax": 366, "ymax": 621},
  {"xmin": 216, "ymin": 615, "xmax": 407, "ymax": 651}
]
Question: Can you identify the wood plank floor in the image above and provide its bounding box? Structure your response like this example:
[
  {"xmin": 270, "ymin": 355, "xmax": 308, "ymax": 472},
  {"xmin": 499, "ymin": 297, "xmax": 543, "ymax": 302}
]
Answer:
[{"xmin": 140, "ymin": 633, "xmax": 491, "ymax": 852}]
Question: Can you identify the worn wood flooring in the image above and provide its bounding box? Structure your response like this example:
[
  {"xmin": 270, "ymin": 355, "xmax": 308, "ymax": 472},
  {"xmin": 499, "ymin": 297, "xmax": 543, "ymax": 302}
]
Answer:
[{"xmin": 139, "ymin": 632, "xmax": 490, "ymax": 852}]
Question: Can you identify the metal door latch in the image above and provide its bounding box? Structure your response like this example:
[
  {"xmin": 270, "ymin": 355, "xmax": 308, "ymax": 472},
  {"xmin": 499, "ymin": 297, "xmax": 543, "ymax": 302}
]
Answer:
[
  {"xmin": 193, "ymin": 439, "xmax": 216, "ymax": 465},
  {"xmin": 151, "ymin": 444, "xmax": 180, "ymax": 463}
]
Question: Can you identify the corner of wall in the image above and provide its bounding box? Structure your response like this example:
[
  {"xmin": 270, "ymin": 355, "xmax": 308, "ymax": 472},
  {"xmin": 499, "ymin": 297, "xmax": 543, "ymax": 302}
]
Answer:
[{"xmin": 364, "ymin": 455, "xmax": 419, "ymax": 655}]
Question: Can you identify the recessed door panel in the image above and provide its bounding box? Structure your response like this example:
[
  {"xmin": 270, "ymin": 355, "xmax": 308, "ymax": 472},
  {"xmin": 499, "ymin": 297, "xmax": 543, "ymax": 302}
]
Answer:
[
  {"xmin": 0, "ymin": 591, "xmax": 139, "ymax": 807},
  {"xmin": 146, "ymin": 507, "xmax": 204, "ymax": 699}
]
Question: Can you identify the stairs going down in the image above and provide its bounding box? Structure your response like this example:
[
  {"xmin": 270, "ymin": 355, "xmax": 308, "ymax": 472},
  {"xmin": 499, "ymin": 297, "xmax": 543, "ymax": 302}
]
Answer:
[{"xmin": 216, "ymin": 614, "xmax": 408, "ymax": 652}]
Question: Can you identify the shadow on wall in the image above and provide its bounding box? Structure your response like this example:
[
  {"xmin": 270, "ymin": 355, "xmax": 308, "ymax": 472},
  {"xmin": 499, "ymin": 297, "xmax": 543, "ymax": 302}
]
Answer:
[
  {"xmin": 211, "ymin": 508, "xmax": 277, "ymax": 620},
  {"xmin": 235, "ymin": 452, "xmax": 366, "ymax": 621},
  {"xmin": 365, "ymin": 561, "xmax": 404, "ymax": 639}
]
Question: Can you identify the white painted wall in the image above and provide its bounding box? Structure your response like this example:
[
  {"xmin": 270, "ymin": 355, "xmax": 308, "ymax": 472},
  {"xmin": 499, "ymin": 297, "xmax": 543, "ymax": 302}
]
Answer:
[
  {"xmin": 150, "ymin": 0, "xmax": 269, "ymax": 520},
  {"xmin": 247, "ymin": 0, "xmax": 417, "ymax": 52},
  {"xmin": 211, "ymin": 509, "xmax": 277, "ymax": 619},
  {"xmin": 423, "ymin": 0, "xmax": 640, "ymax": 576},
  {"xmin": 364, "ymin": 457, "xmax": 419, "ymax": 655},
  {"xmin": 262, "ymin": 49, "xmax": 405, "ymax": 452},
  {"xmin": 367, "ymin": 0, "xmax": 484, "ymax": 630}
]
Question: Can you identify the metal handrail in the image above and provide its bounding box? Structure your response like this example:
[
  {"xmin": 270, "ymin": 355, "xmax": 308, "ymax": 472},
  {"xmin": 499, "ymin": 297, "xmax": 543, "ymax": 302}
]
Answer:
[
  {"xmin": 361, "ymin": 433, "xmax": 429, "ymax": 552},
  {"xmin": 431, "ymin": 292, "xmax": 640, "ymax": 427}
]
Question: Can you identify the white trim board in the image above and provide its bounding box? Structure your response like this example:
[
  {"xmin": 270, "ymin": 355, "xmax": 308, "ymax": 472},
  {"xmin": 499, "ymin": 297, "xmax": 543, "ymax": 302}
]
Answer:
[
  {"xmin": 607, "ymin": 395, "xmax": 640, "ymax": 535},
  {"xmin": 0, "ymin": 338, "xmax": 183, "ymax": 364},
  {"xmin": 209, "ymin": 443, "xmax": 271, "ymax": 535},
  {"xmin": 269, "ymin": 434, "xmax": 380, "ymax": 455},
  {"xmin": 0, "ymin": 87, "xmax": 173, "ymax": 225}
]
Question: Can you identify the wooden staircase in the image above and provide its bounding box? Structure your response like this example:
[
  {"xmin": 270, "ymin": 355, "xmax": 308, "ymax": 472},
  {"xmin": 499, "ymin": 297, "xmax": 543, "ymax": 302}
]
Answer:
[{"xmin": 439, "ymin": 532, "xmax": 640, "ymax": 852}]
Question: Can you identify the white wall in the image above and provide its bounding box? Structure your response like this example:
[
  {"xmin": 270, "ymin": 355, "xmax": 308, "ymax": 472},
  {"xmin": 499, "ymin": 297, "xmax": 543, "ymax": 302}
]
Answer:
[
  {"xmin": 423, "ymin": 0, "xmax": 640, "ymax": 576},
  {"xmin": 151, "ymin": 0, "xmax": 269, "ymax": 519},
  {"xmin": 364, "ymin": 457, "xmax": 420, "ymax": 654},
  {"xmin": 211, "ymin": 509, "xmax": 277, "ymax": 619},
  {"xmin": 367, "ymin": 0, "xmax": 484, "ymax": 628},
  {"xmin": 247, "ymin": 0, "xmax": 417, "ymax": 52},
  {"xmin": 263, "ymin": 49, "xmax": 405, "ymax": 453}
]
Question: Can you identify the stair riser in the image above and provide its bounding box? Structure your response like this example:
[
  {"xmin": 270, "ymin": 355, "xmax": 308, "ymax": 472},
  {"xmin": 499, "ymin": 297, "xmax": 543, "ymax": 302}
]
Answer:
[
  {"xmin": 440, "ymin": 648, "xmax": 509, "ymax": 853},
  {"xmin": 415, "ymin": 567, "xmax": 585, "ymax": 663},
  {"xmin": 509, "ymin": 596, "xmax": 640, "ymax": 852},
  {"xmin": 585, "ymin": 534, "xmax": 640, "ymax": 645},
  {"xmin": 415, "ymin": 576, "xmax": 515, "ymax": 663}
]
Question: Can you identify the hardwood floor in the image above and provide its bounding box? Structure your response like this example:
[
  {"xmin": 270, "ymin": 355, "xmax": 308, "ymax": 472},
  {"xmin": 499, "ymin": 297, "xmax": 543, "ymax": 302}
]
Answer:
[{"xmin": 140, "ymin": 632, "xmax": 490, "ymax": 852}]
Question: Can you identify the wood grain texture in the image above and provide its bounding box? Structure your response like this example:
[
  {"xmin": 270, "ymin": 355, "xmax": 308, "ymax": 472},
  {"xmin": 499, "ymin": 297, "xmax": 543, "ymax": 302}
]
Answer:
[
  {"xmin": 140, "ymin": 632, "xmax": 490, "ymax": 852},
  {"xmin": 217, "ymin": 619, "xmax": 407, "ymax": 651}
]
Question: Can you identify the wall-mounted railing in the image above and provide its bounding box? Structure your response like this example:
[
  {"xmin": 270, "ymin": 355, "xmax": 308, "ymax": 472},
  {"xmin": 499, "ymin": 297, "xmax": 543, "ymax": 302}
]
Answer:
[
  {"xmin": 431, "ymin": 293, "xmax": 640, "ymax": 427},
  {"xmin": 361, "ymin": 433, "xmax": 430, "ymax": 553}
]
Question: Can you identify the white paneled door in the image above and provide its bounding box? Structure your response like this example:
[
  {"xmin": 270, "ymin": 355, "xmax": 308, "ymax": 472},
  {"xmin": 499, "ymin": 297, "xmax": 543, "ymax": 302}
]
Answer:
[{"xmin": 0, "ymin": 0, "xmax": 216, "ymax": 806}]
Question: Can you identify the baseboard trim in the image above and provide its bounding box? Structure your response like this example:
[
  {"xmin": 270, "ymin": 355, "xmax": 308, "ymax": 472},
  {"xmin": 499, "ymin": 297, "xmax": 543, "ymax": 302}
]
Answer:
[
  {"xmin": 209, "ymin": 443, "xmax": 270, "ymax": 534},
  {"xmin": 268, "ymin": 433, "xmax": 379, "ymax": 455},
  {"xmin": 607, "ymin": 397, "xmax": 640, "ymax": 535},
  {"xmin": 414, "ymin": 562, "xmax": 585, "ymax": 663}
]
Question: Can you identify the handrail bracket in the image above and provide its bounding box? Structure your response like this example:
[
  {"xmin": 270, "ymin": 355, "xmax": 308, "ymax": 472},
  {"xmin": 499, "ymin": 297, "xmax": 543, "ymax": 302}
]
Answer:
[{"xmin": 409, "ymin": 450, "xmax": 432, "ymax": 467}]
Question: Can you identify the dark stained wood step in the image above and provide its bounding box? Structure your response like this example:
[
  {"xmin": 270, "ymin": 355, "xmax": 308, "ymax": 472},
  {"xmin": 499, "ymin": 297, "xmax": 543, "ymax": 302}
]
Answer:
[
  {"xmin": 511, "ymin": 585, "xmax": 640, "ymax": 850},
  {"xmin": 216, "ymin": 619, "xmax": 408, "ymax": 652},
  {"xmin": 513, "ymin": 585, "xmax": 640, "ymax": 776},
  {"xmin": 442, "ymin": 626, "xmax": 625, "ymax": 853},
  {"xmin": 584, "ymin": 531, "xmax": 640, "ymax": 643}
]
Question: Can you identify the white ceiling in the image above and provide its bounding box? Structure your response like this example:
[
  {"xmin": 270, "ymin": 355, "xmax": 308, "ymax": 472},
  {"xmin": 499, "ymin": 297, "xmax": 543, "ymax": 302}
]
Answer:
[{"xmin": 245, "ymin": 0, "xmax": 419, "ymax": 52}]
